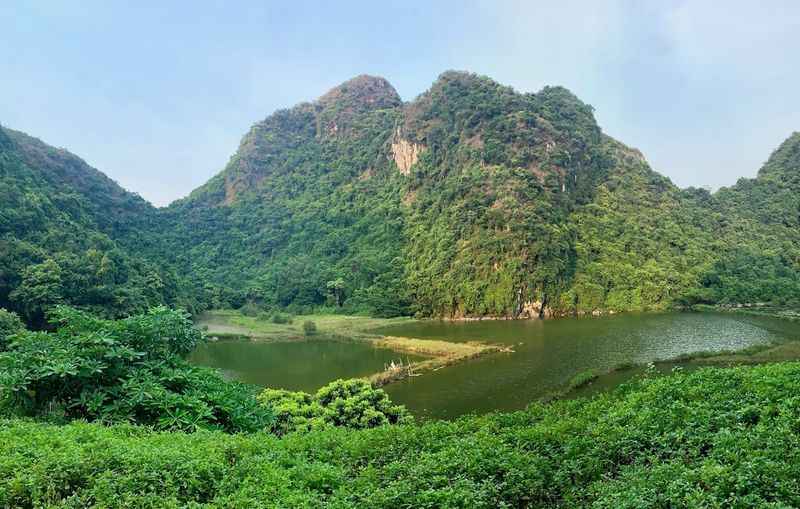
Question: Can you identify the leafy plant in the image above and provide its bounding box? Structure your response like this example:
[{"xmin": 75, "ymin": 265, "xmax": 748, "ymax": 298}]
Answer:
[
  {"xmin": 0, "ymin": 306, "xmax": 272, "ymax": 432},
  {"xmin": 0, "ymin": 308, "xmax": 23, "ymax": 351},
  {"xmin": 3, "ymin": 363, "xmax": 800, "ymax": 506},
  {"xmin": 258, "ymin": 378, "xmax": 411, "ymax": 435},
  {"xmin": 270, "ymin": 312, "xmax": 293, "ymax": 324}
]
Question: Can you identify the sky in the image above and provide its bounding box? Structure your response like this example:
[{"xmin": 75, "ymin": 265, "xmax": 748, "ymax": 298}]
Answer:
[{"xmin": 1, "ymin": 1, "xmax": 799, "ymax": 206}]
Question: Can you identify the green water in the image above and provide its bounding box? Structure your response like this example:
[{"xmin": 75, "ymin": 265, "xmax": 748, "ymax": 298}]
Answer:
[
  {"xmin": 190, "ymin": 312, "xmax": 800, "ymax": 419},
  {"xmin": 377, "ymin": 312, "xmax": 800, "ymax": 419},
  {"xmin": 189, "ymin": 339, "xmax": 422, "ymax": 392}
]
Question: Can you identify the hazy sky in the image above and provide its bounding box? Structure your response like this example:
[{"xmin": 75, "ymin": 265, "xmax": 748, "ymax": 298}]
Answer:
[{"xmin": 2, "ymin": 1, "xmax": 799, "ymax": 206}]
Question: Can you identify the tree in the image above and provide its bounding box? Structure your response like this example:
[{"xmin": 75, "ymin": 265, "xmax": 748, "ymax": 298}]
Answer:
[
  {"xmin": 258, "ymin": 378, "xmax": 411, "ymax": 435},
  {"xmin": 0, "ymin": 308, "xmax": 23, "ymax": 351},
  {"xmin": 326, "ymin": 278, "xmax": 346, "ymax": 307},
  {"xmin": 9, "ymin": 259, "xmax": 64, "ymax": 324}
]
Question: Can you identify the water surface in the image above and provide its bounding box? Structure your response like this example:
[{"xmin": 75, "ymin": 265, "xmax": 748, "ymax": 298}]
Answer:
[
  {"xmin": 378, "ymin": 312, "xmax": 800, "ymax": 419},
  {"xmin": 190, "ymin": 338, "xmax": 421, "ymax": 392}
]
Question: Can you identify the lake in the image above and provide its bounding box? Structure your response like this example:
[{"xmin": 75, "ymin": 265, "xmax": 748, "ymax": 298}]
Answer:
[
  {"xmin": 378, "ymin": 311, "xmax": 800, "ymax": 418},
  {"xmin": 189, "ymin": 339, "xmax": 423, "ymax": 392},
  {"xmin": 191, "ymin": 312, "xmax": 800, "ymax": 419}
]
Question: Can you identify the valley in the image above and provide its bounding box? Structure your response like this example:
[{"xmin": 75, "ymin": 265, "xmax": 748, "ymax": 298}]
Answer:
[{"xmin": 3, "ymin": 69, "xmax": 800, "ymax": 507}]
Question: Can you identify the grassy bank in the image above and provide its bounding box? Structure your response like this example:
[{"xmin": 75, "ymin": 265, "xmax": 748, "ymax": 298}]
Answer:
[
  {"xmin": 370, "ymin": 336, "xmax": 513, "ymax": 386},
  {"xmin": 196, "ymin": 310, "xmax": 415, "ymax": 341},
  {"xmin": 561, "ymin": 339, "xmax": 800, "ymax": 400},
  {"xmin": 4, "ymin": 362, "xmax": 800, "ymax": 508},
  {"xmin": 693, "ymin": 303, "xmax": 800, "ymax": 322}
]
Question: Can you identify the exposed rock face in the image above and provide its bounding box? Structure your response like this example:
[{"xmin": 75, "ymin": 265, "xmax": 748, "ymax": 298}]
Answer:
[
  {"xmin": 391, "ymin": 133, "xmax": 424, "ymax": 175},
  {"xmin": 521, "ymin": 300, "xmax": 553, "ymax": 319}
]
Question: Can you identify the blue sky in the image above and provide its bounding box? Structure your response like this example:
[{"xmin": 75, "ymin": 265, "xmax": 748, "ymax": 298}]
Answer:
[{"xmin": 1, "ymin": 1, "xmax": 799, "ymax": 205}]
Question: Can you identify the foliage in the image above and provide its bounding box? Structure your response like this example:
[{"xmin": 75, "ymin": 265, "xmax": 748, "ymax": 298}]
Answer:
[
  {"xmin": 0, "ymin": 308, "xmax": 23, "ymax": 351},
  {"xmin": 0, "ymin": 306, "xmax": 272, "ymax": 432},
  {"xmin": 3, "ymin": 363, "xmax": 800, "ymax": 507},
  {"xmin": 270, "ymin": 312, "xmax": 293, "ymax": 324},
  {"xmin": 3, "ymin": 83, "xmax": 800, "ymax": 323},
  {"xmin": 0, "ymin": 126, "xmax": 193, "ymax": 326},
  {"xmin": 238, "ymin": 301, "xmax": 261, "ymax": 317},
  {"xmin": 302, "ymin": 320, "xmax": 317, "ymax": 336},
  {"xmin": 258, "ymin": 378, "xmax": 411, "ymax": 435},
  {"xmin": 567, "ymin": 369, "xmax": 599, "ymax": 390}
]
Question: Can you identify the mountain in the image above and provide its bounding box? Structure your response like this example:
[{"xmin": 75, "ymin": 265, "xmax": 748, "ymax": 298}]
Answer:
[
  {"xmin": 0, "ymin": 126, "xmax": 185, "ymax": 325},
  {"xmin": 700, "ymin": 133, "xmax": 800, "ymax": 304},
  {"xmin": 162, "ymin": 72, "xmax": 618, "ymax": 317},
  {"xmin": 2, "ymin": 72, "xmax": 799, "ymax": 323}
]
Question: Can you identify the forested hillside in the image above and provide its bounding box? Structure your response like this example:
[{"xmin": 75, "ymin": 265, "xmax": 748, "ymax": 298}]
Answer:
[
  {"xmin": 2, "ymin": 73, "xmax": 799, "ymax": 324},
  {"xmin": 0, "ymin": 127, "xmax": 188, "ymax": 326}
]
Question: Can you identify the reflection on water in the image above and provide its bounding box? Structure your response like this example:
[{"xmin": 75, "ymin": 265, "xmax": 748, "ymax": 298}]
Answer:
[
  {"xmin": 378, "ymin": 312, "xmax": 800, "ymax": 419},
  {"xmin": 189, "ymin": 339, "xmax": 421, "ymax": 392}
]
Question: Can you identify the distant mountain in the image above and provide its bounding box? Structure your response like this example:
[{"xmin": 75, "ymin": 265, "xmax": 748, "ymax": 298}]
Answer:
[{"xmin": 2, "ymin": 73, "xmax": 799, "ymax": 323}]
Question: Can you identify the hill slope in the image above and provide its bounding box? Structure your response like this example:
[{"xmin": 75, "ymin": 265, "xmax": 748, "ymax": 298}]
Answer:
[
  {"xmin": 0, "ymin": 126, "xmax": 185, "ymax": 325},
  {"xmin": 163, "ymin": 72, "xmax": 619, "ymax": 317},
  {"xmin": 4, "ymin": 362, "xmax": 800, "ymax": 507}
]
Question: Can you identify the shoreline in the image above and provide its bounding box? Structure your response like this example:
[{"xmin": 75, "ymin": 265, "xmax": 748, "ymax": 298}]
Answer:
[
  {"xmin": 195, "ymin": 310, "xmax": 511, "ymax": 386},
  {"xmin": 197, "ymin": 307, "xmax": 800, "ymax": 400}
]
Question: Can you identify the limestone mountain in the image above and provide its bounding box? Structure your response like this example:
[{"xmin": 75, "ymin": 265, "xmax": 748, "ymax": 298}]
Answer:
[
  {"xmin": 161, "ymin": 72, "xmax": 623, "ymax": 317},
  {"xmin": 2, "ymin": 72, "xmax": 799, "ymax": 323}
]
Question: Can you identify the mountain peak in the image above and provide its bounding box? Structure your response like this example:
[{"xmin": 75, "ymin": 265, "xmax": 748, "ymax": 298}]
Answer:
[{"xmin": 318, "ymin": 74, "xmax": 401, "ymax": 111}]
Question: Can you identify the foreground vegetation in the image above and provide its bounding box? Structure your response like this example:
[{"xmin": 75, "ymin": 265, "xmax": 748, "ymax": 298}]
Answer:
[
  {"xmin": 2, "ymin": 362, "xmax": 800, "ymax": 507},
  {"xmin": 0, "ymin": 307, "xmax": 409, "ymax": 436}
]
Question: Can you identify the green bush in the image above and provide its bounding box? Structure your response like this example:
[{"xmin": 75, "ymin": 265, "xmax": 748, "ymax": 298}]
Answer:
[
  {"xmin": 271, "ymin": 312, "xmax": 293, "ymax": 324},
  {"xmin": 302, "ymin": 320, "xmax": 317, "ymax": 336},
  {"xmin": 2, "ymin": 363, "xmax": 800, "ymax": 507},
  {"xmin": 258, "ymin": 378, "xmax": 411, "ymax": 435},
  {"xmin": 0, "ymin": 306, "xmax": 272, "ymax": 432},
  {"xmin": 0, "ymin": 308, "xmax": 23, "ymax": 351},
  {"xmin": 239, "ymin": 302, "xmax": 260, "ymax": 317}
]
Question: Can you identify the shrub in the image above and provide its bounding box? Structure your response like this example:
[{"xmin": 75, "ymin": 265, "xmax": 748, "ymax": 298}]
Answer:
[
  {"xmin": 302, "ymin": 320, "xmax": 317, "ymax": 336},
  {"xmin": 239, "ymin": 302, "xmax": 260, "ymax": 317},
  {"xmin": 271, "ymin": 312, "xmax": 293, "ymax": 324},
  {"xmin": 0, "ymin": 306, "xmax": 273, "ymax": 432},
  {"xmin": 258, "ymin": 378, "xmax": 411, "ymax": 435},
  {"xmin": 0, "ymin": 308, "xmax": 23, "ymax": 351},
  {"xmin": 3, "ymin": 364, "xmax": 800, "ymax": 507}
]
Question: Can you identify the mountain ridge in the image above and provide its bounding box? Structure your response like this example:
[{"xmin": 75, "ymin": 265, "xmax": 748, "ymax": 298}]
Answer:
[{"xmin": 2, "ymin": 72, "xmax": 799, "ymax": 323}]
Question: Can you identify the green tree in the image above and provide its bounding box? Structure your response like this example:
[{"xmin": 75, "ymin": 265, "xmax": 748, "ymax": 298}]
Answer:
[
  {"xmin": 9, "ymin": 259, "xmax": 64, "ymax": 324},
  {"xmin": 258, "ymin": 378, "xmax": 410, "ymax": 435},
  {"xmin": 0, "ymin": 308, "xmax": 23, "ymax": 351},
  {"xmin": 326, "ymin": 278, "xmax": 346, "ymax": 307}
]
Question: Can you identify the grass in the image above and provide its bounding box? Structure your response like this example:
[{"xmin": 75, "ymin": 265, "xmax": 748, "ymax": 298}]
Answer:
[
  {"xmin": 567, "ymin": 369, "xmax": 599, "ymax": 390},
  {"xmin": 197, "ymin": 310, "xmax": 415, "ymax": 342},
  {"xmin": 370, "ymin": 336, "xmax": 512, "ymax": 386}
]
